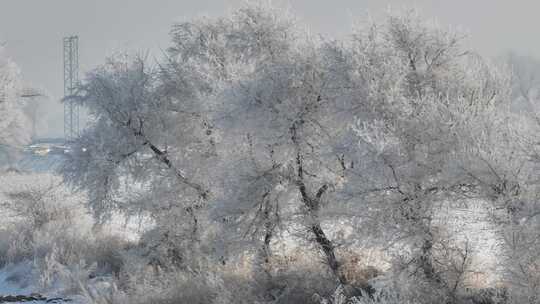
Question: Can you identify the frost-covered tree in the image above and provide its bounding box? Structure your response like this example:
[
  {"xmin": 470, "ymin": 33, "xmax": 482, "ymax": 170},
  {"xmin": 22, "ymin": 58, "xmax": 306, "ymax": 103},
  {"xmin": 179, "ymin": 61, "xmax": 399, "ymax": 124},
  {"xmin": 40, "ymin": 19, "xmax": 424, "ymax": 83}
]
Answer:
[
  {"xmin": 63, "ymin": 4, "xmax": 529, "ymax": 302},
  {"xmin": 483, "ymin": 52, "xmax": 540, "ymax": 303},
  {"xmin": 62, "ymin": 53, "xmax": 216, "ymax": 268},
  {"xmin": 335, "ymin": 11, "xmax": 516, "ymax": 298},
  {"xmin": 177, "ymin": 5, "xmax": 373, "ymax": 285},
  {"xmin": 0, "ymin": 46, "xmax": 30, "ymax": 167}
]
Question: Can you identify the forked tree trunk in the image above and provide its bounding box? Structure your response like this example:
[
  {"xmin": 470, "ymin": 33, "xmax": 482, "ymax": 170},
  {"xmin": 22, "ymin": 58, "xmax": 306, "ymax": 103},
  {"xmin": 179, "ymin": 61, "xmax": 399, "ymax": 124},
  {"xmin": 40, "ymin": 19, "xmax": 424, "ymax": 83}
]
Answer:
[
  {"xmin": 290, "ymin": 121, "xmax": 348, "ymax": 285},
  {"xmin": 295, "ymin": 150, "xmax": 348, "ymax": 285}
]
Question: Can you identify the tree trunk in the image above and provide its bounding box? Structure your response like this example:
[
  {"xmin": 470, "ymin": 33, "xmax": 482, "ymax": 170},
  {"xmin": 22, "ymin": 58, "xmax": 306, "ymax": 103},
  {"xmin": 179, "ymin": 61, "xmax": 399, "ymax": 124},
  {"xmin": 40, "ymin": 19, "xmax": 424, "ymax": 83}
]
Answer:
[
  {"xmin": 260, "ymin": 192, "xmax": 274, "ymax": 277},
  {"xmin": 295, "ymin": 149, "xmax": 347, "ymax": 284},
  {"xmin": 310, "ymin": 222, "xmax": 347, "ymax": 284},
  {"xmin": 419, "ymin": 235, "xmax": 442, "ymax": 284},
  {"xmin": 290, "ymin": 121, "xmax": 346, "ymax": 284}
]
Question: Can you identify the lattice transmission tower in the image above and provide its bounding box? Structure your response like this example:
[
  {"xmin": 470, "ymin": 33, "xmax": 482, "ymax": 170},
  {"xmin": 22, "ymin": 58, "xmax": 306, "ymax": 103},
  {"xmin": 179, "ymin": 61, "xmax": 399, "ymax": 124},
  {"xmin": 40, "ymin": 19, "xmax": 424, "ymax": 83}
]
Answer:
[{"xmin": 63, "ymin": 36, "xmax": 80, "ymax": 142}]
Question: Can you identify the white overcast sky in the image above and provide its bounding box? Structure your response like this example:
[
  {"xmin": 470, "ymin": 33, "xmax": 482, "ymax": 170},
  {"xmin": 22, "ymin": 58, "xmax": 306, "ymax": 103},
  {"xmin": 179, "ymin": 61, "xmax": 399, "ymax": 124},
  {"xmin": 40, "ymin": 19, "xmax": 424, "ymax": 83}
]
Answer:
[{"xmin": 1, "ymin": 0, "xmax": 538, "ymax": 137}]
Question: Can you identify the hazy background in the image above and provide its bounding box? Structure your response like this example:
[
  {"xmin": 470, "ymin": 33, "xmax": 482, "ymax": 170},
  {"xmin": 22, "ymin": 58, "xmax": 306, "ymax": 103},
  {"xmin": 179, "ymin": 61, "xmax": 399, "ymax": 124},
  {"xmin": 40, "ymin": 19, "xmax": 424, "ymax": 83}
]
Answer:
[{"xmin": 0, "ymin": 0, "xmax": 537, "ymax": 138}]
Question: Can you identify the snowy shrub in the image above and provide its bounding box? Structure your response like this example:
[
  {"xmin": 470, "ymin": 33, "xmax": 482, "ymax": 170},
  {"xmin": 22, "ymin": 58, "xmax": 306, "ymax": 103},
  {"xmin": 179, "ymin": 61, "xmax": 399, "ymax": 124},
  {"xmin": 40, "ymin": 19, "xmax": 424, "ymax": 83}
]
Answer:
[
  {"xmin": 0, "ymin": 172, "xmax": 131, "ymax": 302},
  {"xmin": 318, "ymin": 286, "xmax": 418, "ymax": 304},
  {"xmin": 116, "ymin": 265, "xmax": 258, "ymax": 304}
]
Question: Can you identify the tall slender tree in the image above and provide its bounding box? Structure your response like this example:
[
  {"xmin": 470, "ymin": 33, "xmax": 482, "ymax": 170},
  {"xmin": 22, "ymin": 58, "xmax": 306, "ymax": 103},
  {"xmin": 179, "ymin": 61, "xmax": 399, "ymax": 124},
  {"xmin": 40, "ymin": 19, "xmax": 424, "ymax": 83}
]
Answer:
[{"xmin": 0, "ymin": 46, "xmax": 30, "ymax": 168}]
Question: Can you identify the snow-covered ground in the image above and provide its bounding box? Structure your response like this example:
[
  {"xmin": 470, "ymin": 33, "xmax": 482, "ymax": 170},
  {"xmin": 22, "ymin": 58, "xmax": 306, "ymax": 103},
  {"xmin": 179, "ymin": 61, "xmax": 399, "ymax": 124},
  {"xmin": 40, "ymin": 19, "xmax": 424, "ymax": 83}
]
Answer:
[
  {"xmin": 0, "ymin": 149, "xmax": 125, "ymax": 303},
  {"xmin": 434, "ymin": 199, "xmax": 505, "ymax": 287},
  {"xmin": 0, "ymin": 263, "xmax": 83, "ymax": 303}
]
